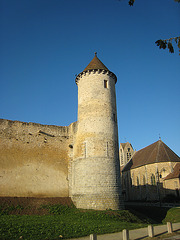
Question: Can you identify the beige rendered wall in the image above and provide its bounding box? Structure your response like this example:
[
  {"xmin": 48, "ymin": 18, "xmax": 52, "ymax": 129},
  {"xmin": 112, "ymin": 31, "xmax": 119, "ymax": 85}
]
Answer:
[
  {"xmin": 164, "ymin": 178, "xmax": 179, "ymax": 190},
  {"xmin": 0, "ymin": 119, "xmax": 76, "ymax": 197}
]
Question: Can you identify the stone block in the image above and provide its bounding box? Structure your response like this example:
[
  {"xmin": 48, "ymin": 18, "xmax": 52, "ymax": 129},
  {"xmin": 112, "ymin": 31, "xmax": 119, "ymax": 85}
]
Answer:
[
  {"xmin": 148, "ymin": 225, "xmax": 154, "ymax": 237},
  {"xmin": 90, "ymin": 233, "xmax": 97, "ymax": 240},
  {"xmin": 167, "ymin": 222, "xmax": 173, "ymax": 233},
  {"xmin": 122, "ymin": 229, "xmax": 129, "ymax": 240}
]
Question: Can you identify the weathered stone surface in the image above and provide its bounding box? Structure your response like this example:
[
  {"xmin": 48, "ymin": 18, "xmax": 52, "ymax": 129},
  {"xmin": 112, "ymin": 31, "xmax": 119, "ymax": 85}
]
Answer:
[
  {"xmin": 0, "ymin": 119, "xmax": 77, "ymax": 197},
  {"xmin": 71, "ymin": 68, "xmax": 123, "ymax": 210},
  {"xmin": 0, "ymin": 55, "xmax": 124, "ymax": 210}
]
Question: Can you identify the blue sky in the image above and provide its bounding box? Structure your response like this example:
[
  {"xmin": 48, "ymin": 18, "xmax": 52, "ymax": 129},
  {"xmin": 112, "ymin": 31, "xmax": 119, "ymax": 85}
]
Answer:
[{"xmin": 1, "ymin": 0, "xmax": 180, "ymax": 156}]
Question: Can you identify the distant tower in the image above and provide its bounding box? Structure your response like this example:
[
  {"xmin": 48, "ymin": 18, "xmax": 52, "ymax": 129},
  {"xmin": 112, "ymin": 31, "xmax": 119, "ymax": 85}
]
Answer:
[
  {"xmin": 119, "ymin": 142, "xmax": 134, "ymax": 168},
  {"xmin": 71, "ymin": 53, "xmax": 124, "ymax": 210}
]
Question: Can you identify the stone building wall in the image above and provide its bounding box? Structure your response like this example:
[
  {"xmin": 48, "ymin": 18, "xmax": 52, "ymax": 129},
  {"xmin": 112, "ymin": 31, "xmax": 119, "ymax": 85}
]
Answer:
[
  {"xmin": 0, "ymin": 119, "xmax": 77, "ymax": 198},
  {"xmin": 122, "ymin": 162, "xmax": 177, "ymax": 201},
  {"xmin": 119, "ymin": 142, "xmax": 134, "ymax": 167},
  {"xmin": 164, "ymin": 178, "xmax": 180, "ymax": 195}
]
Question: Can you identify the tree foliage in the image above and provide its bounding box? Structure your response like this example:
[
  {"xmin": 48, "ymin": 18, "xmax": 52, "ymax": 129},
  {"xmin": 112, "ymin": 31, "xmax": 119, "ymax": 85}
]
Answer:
[
  {"xmin": 128, "ymin": 0, "xmax": 180, "ymax": 6},
  {"xmin": 155, "ymin": 37, "xmax": 180, "ymax": 55},
  {"xmin": 126, "ymin": 0, "xmax": 180, "ymax": 55}
]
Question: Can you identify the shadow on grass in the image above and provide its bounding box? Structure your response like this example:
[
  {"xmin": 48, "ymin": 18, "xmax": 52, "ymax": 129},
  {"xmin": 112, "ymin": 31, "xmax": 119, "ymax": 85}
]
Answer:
[{"xmin": 126, "ymin": 206, "xmax": 170, "ymax": 224}]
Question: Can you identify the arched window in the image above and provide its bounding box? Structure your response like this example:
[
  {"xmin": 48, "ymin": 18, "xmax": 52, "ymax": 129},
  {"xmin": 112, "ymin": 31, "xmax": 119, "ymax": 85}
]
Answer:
[
  {"xmin": 143, "ymin": 175, "xmax": 146, "ymax": 185},
  {"xmin": 131, "ymin": 173, "xmax": 134, "ymax": 185},
  {"xmin": 151, "ymin": 174, "xmax": 156, "ymax": 185},
  {"xmin": 137, "ymin": 176, "xmax": 140, "ymax": 187}
]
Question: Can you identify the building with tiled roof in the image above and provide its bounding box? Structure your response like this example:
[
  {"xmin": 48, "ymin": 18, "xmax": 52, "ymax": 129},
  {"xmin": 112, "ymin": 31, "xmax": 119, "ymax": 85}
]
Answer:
[
  {"xmin": 164, "ymin": 163, "xmax": 180, "ymax": 180},
  {"xmin": 123, "ymin": 140, "xmax": 180, "ymax": 171},
  {"xmin": 121, "ymin": 140, "xmax": 180, "ymax": 201},
  {"xmin": 163, "ymin": 163, "xmax": 180, "ymax": 199}
]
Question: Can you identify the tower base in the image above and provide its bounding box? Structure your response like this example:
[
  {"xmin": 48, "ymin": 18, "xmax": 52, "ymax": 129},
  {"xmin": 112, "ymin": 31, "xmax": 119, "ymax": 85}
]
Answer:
[{"xmin": 72, "ymin": 194, "xmax": 124, "ymax": 210}]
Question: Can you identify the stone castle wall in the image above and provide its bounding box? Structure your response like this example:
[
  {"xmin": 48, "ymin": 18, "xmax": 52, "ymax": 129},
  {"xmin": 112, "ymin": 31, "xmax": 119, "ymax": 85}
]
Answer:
[{"xmin": 0, "ymin": 119, "xmax": 77, "ymax": 198}]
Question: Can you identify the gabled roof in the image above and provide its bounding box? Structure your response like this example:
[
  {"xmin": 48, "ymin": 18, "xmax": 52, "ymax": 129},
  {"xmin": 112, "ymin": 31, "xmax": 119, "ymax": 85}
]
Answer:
[
  {"xmin": 120, "ymin": 143, "xmax": 127, "ymax": 149},
  {"xmin": 122, "ymin": 140, "xmax": 180, "ymax": 171},
  {"xmin": 164, "ymin": 163, "xmax": 180, "ymax": 180},
  {"xmin": 83, "ymin": 53, "xmax": 109, "ymax": 71},
  {"xmin": 120, "ymin": 142, "xmax": 134, "ymax": 150}
]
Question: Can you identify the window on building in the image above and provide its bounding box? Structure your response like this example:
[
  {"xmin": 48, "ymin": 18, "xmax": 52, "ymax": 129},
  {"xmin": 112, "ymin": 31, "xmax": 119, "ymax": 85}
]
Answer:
[
  {"xmin": 127, "ymin": 152, "xmax": 131, "ymax": 161},
  {"xmin": 143, "ymin": 175, "xmax": 146, "ymax": 185},
  {"xmin": 113, "ymin": 113, "xmax": 116, "ymax": 122},
  {"xmin": 104, "ymin": 80, "xmax": 108, "ymax": 88},
  {"xmin": 84, "ymin": 142, "xmax": 87, "ymax": 158},
  {"xmin": 128, "ymin": 148, "xmax": 130, "ymax": 152},
  {"xmin": 137, "ymin": 177, "xmax": 140, "ymax": 187},
  {"xmin": 106, "ymin": 142, "xmax": 109, "ymax": 157},
  {"xmin": 151, "ymin": 174, "xmax": 156, "ymax": 185},
  {"xmin": 131, "ymin": 173, "xmax": 134, "ymax": 185}
]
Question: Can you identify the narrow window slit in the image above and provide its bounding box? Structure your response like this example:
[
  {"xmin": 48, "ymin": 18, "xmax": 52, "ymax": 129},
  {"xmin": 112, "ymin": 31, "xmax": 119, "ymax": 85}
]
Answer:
[
  {"xmin": 104, "ymin": 80, "xmax": 108, "ymax": 88},
  {"xmin": 107, "ymin": 142, "xmax": 109, "ymax": 157}
]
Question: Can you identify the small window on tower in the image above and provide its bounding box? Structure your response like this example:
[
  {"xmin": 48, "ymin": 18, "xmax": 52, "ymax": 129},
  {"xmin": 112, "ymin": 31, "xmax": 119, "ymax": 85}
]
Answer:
[
  {"xmin": 104, "ymin": 80, "xmax": 108, "ymax": 88},
  {"xmin": 113, "ymin": 113, "xmax": 116, "ymax": 122}
]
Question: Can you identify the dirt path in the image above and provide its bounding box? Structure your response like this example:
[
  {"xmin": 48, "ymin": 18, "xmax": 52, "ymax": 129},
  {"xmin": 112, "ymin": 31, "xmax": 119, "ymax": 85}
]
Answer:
[{"xmin": 0, "ymin": 197, "xmax": 73, "ymax": 215}]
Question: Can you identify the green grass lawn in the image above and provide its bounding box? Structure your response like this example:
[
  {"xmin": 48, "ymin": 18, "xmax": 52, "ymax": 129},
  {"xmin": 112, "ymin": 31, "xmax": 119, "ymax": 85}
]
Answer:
[
  {"xmin": 162, "ymin": 207, "xmax": 180, "ymax": 223},
  {"xmin": 0, "ymin": 204, "xmax": 149, "ymax": 240},
  {"xmin": 0, "ymin": 204, "xmax": 179, "ymax": 240}
]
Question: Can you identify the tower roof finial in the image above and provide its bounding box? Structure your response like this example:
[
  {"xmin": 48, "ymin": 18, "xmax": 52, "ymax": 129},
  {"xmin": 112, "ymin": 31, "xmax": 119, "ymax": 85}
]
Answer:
[
  {"xmin": 159, "ymin": 133, "xmax": 161, "ymax": 140},
  {"xmin": 95, "ymin": 52, "xmax": 97, "ymax": 57}
]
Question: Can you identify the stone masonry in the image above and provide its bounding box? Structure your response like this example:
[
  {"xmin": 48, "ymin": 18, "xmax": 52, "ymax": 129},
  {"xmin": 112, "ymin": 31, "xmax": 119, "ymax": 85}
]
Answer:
[
  {"xmin": 0, "ymin": 54, "xmax": 124, "ymax": 210},
  {"xmin": 0, "ymin": 119, "xmax": 77, "ymax": 198},
  {"xmin": 71, "ymin": 54, "xmax": 124, "ymax": 210}
]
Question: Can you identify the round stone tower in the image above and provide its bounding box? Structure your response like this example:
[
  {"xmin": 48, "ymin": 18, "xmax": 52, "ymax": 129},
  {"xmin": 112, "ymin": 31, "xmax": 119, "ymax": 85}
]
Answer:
[{"xmin": 71, "ymin": 53, "xmax": 123, "ymax": 210}]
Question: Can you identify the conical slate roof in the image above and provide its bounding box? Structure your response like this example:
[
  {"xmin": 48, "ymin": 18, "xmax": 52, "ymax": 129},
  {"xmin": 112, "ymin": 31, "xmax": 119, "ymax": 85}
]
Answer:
[
  {"xmin": 122, "ymin": 140, "xmax": 180, "ymax": 171},
  {"xmin": 83, "ymin": 53, "xmax": 109, "ymax": 71}
]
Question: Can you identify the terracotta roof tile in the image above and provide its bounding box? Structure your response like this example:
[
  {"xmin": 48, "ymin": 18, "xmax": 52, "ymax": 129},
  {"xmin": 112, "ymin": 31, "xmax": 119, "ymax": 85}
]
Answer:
[
  {"xmin": 122, "ymin": 140, "xmax": 180, "ymax": 171},
  {"xmin": 75, "ymin": 53, "xmax": 117, "ymax": 84},
  {"xmin": 83, "ymin": 53, "xmax": 109, "ymax": 71}
]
